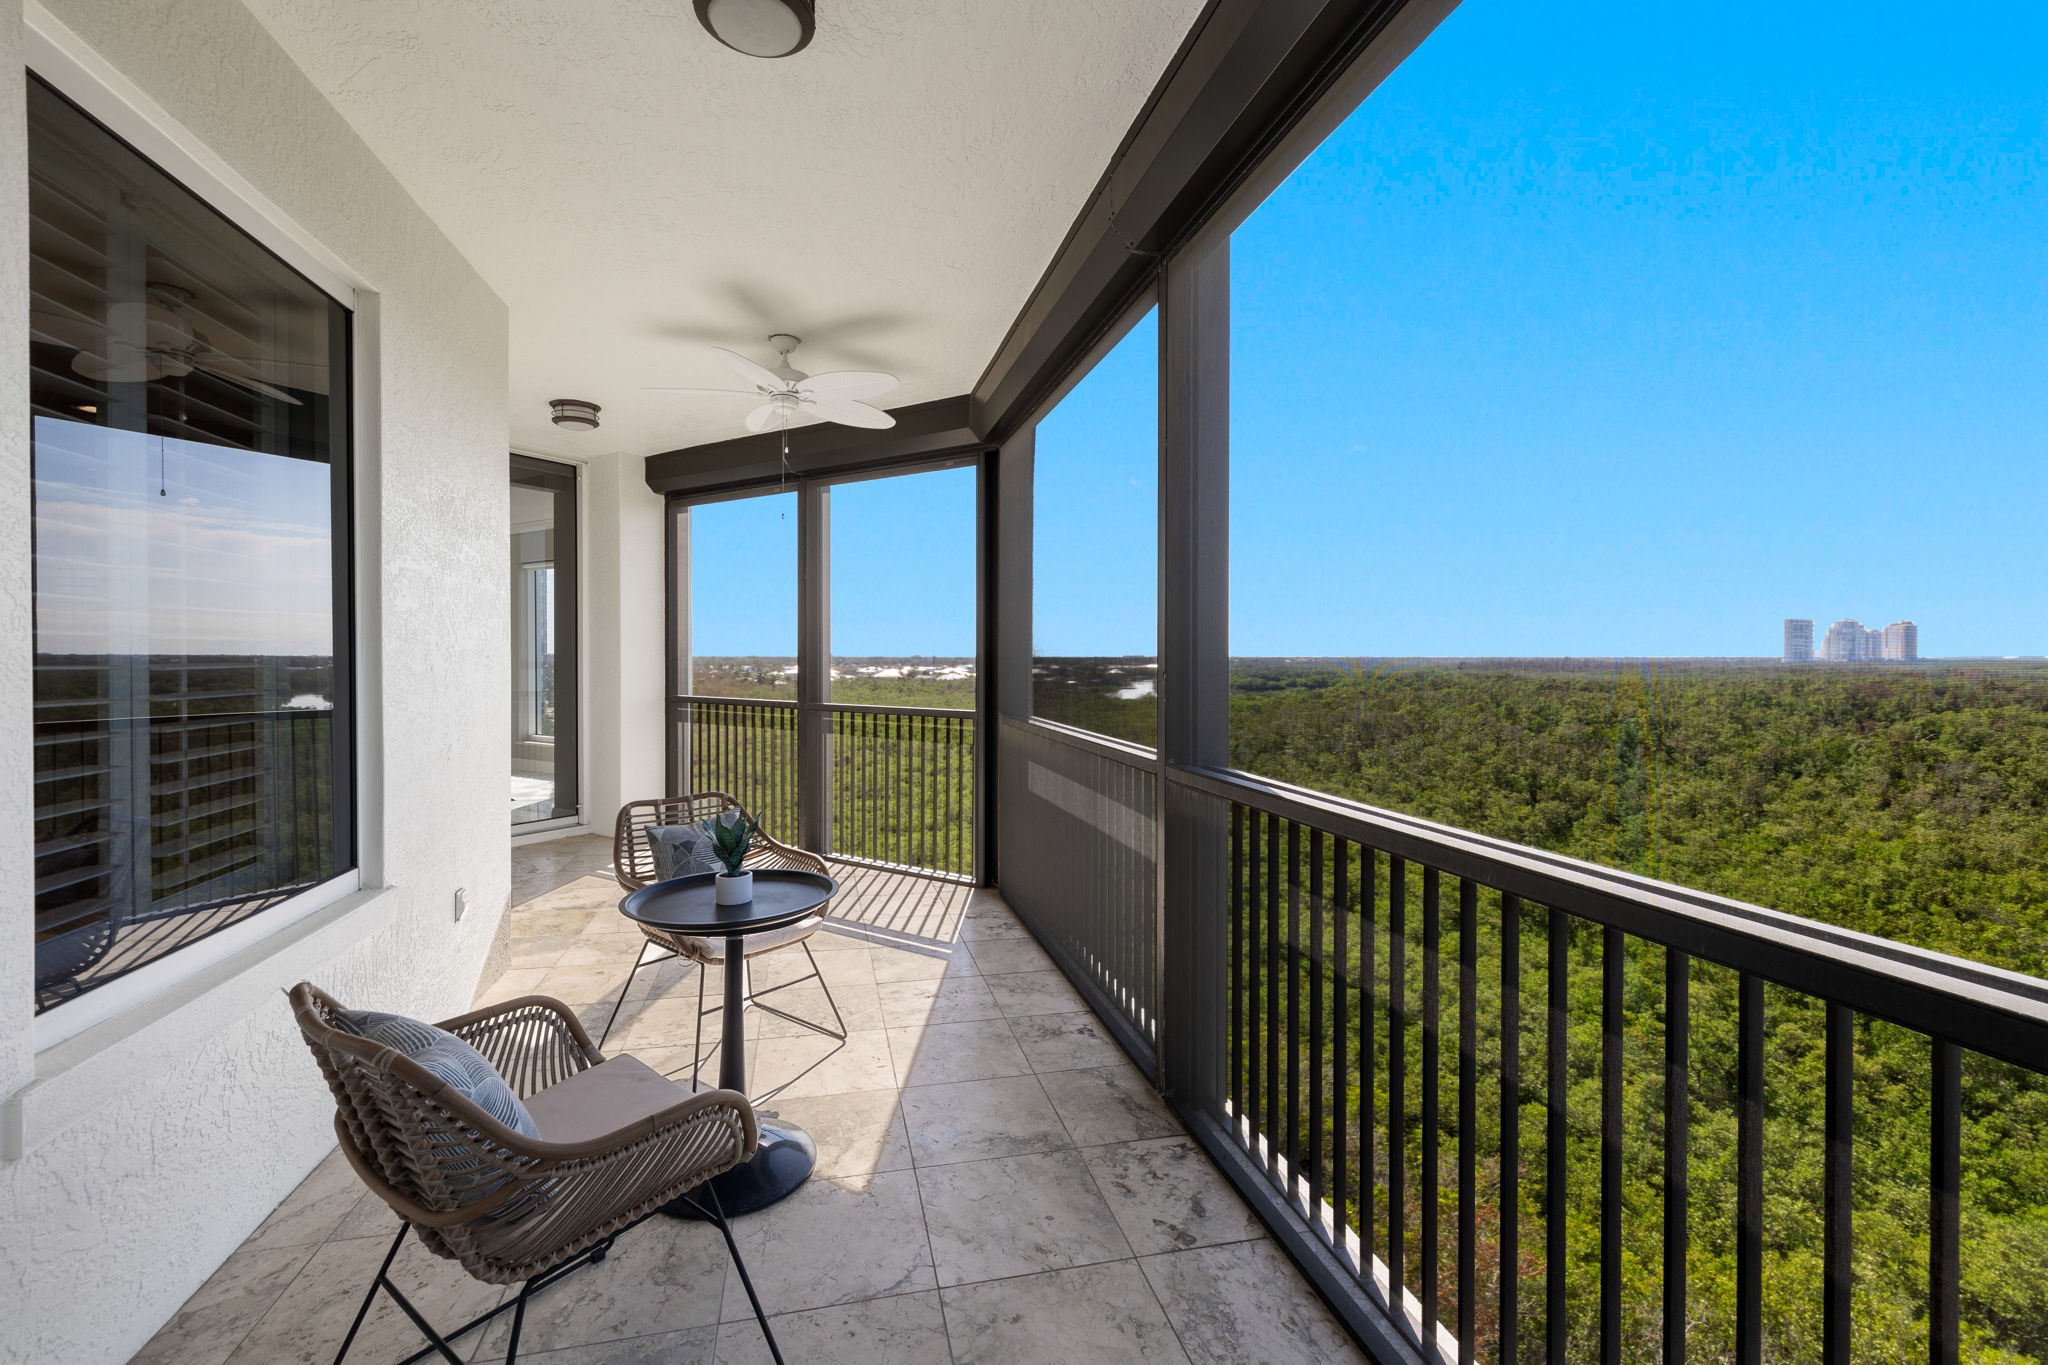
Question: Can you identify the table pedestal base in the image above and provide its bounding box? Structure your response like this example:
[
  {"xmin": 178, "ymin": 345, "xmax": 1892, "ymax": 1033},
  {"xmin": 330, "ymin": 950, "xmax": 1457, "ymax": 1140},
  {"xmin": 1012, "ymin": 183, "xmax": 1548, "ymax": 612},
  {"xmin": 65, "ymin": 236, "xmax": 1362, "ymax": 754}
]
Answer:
[{"xmin": 665, "ymin": 1120, "xmax": 815, "ymax": 1219}]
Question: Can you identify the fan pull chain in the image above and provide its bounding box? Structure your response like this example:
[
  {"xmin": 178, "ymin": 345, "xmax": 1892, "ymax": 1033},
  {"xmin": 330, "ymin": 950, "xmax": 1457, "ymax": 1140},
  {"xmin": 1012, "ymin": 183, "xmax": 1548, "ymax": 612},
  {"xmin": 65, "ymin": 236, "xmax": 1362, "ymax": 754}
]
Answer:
[{"xmin": 779, "ymin": 425, "xmax": 791, "ymax": 518}]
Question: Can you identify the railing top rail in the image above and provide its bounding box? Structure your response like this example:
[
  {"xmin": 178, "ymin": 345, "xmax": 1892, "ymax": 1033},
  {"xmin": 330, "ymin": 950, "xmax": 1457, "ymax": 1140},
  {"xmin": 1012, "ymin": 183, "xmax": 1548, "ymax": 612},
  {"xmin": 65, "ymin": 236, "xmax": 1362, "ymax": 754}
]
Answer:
[
  {"xmin": 1000, "ymin": 713, "xmax": 1158, "ymax": 770},
  {"xmin": 818, "ymin": 701, "xmax": 976, "ymax": 719},
  {"xmin": 1172, "ymin": 761, "xmax": 2048, "ymax": 1073},
  {"xmin": 671, "ymin": 693, "xmax": 801, "ymax": 709},
  {"xmin": 670, "ymin": 695, "xmax": 977, "ymax": 719}
]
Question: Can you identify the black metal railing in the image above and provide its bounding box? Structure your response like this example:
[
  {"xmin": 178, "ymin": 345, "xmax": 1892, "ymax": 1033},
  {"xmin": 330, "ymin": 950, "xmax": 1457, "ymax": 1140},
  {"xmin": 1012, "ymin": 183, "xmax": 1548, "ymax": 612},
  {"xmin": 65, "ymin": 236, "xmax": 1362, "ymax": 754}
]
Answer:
[
  {"xmin": 672, "ymin": 697, "xmax": 802, "ymax": 843},
  {"xmin": 671, "ymin": 695, "xmax": 975, "ymax": 881},
  {"xmin": 827, "ymin": 704, "xmax": 974, "ymax": 879},
  {"xmin": 1165, "ymin": 765, "xmax": 2048, "ymax": 1365},
  {"xmin": 996, "ymin": 718, "xmax": 1160, "ymax": 1062}
]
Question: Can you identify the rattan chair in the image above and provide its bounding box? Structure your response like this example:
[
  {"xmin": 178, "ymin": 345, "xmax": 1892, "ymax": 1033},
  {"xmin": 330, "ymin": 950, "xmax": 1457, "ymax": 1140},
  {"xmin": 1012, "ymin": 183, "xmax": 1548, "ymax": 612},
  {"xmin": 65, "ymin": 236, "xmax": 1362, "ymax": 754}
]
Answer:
[
  {"xmin": 601, "ymin": 793, "xmax": 845, "ymax": 1075},
  {"xmin": 289, "ymin": 982, "xmax": 783, "ymax": 1364}
]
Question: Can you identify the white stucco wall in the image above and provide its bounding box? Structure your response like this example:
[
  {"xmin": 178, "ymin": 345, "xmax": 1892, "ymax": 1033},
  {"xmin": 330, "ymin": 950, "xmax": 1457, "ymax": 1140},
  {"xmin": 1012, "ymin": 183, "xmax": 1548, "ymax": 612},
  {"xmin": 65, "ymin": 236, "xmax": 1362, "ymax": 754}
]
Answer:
[
  {"xmin": 581, "ymin": 451, "xmax": 670, "ymax": 828},
  {"xmin": 0, "ymin": 1, "xmax": 512, "ymax": 1359}
]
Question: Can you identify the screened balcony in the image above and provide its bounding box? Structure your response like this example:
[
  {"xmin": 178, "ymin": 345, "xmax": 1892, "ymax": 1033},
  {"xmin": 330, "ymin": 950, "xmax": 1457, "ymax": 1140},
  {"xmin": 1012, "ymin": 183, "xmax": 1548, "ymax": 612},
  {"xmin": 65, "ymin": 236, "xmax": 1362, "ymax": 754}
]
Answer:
[{"xmin": 12, "ymin": 0, "xmax": 2048, "ymax": 1363}]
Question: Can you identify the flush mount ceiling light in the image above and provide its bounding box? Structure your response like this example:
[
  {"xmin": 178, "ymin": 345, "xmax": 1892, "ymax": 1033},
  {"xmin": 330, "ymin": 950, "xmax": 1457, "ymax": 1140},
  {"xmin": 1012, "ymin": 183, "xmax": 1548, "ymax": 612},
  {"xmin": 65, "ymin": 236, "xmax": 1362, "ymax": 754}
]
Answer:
[
  {"xmin": 549, "ymin": 398, "xmax": 601, "ymax": 431},
  {"xmin": 694, "ymin": 0, "xmax": 814, "ymax": 58}
]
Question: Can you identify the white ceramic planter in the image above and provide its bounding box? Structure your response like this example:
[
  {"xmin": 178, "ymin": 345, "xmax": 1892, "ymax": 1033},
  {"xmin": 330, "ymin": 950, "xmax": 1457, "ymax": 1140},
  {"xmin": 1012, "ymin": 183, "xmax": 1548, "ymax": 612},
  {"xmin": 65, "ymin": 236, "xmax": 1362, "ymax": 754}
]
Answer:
[{"xmin": 714, "ymin": 870, "xmax": 754, "ymax": 905}]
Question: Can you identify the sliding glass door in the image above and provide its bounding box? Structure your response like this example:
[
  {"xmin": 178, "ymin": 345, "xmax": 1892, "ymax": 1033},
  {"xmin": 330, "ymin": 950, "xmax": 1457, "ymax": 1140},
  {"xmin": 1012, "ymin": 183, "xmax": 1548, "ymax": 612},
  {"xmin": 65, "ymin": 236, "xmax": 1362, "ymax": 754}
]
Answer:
[{"xmin": 510, "ymin": 455, "xmax": 577, "ymax": 826}]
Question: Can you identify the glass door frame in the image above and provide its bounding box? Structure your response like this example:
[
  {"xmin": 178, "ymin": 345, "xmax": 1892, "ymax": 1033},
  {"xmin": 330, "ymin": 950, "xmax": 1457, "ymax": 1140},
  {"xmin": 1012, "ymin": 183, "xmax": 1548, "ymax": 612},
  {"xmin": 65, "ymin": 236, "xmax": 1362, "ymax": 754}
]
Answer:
[
  {"xmin": 665, "ymin": 452, "xmax": 989, "ymax": 883},
  {"xmin": 510, "ymin": 452, "xmax": 580, "ymax": 830}
]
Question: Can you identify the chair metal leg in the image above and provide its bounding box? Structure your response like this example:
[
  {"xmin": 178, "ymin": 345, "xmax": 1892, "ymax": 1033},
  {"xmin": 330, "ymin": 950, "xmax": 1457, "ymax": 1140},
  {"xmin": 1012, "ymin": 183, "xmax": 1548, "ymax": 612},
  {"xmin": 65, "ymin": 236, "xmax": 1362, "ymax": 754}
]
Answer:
[
  {"xmin": 333, "ymin": 1223, "xmax": 407, "ymax": 1364},
  {"xmin": 504, "ymin": 1280, "xmax": 530, "ymax": 1365},
  {"xmin": 746, "ymin": 939, "xmax": 847, "ymax": 1042},
  {"xmin": 375, "ymin": 1278, "xmax": 464, "ymax": 1365},
  {"xmin": 385, "ymin": 1224, "xmax": 645, "ymax": 1365},
  {"xmin": 683, "ymin": 1183, "xmax": 785, "ymax": 1365},
  {"xmin": 692, "ymin": 958, "xmax": 708, "ymax": 1089},
  {"xmin": 597, "ymin": 942, "xmax": 673, "ymax": 1051}
]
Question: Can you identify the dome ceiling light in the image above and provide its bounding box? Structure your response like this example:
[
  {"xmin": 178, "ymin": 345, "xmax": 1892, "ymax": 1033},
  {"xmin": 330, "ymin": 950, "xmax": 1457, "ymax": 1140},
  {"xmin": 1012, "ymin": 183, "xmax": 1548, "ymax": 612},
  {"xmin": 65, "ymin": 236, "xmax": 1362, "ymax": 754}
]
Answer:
[
  {"xmin": 694, "ymin": 0, "xmax": 815, "ymax": 58},
  {"xmin": 549, "ymin": 398, "xmax": 601, "ymax": 431}
]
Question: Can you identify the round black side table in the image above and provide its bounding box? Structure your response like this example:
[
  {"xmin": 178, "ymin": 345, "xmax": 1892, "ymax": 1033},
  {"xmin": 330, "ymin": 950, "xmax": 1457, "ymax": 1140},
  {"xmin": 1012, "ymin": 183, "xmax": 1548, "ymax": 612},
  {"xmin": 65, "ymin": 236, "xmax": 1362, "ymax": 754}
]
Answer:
[{"xmin": 618, "ymin": 869, "xmax": 838, "ymax": 1215}]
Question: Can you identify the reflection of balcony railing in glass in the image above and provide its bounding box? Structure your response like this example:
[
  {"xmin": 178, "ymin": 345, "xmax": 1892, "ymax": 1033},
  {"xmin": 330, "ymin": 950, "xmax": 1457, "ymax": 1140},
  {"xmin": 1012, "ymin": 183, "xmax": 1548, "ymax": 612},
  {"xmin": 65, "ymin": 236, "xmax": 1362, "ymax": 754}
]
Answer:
[{"xmin": 32, "ymin": 708, "xmax": 337, "ymax": 1011}]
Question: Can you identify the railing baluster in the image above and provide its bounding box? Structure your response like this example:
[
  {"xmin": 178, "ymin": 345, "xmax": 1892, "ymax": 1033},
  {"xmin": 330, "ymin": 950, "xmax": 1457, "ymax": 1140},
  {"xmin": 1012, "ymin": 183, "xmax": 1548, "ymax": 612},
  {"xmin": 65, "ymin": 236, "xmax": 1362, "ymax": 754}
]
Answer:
[
  {"xmin": 1363, "ymin": 847, "xmax": 1379, "ymax": 1271},
  {"xmin": 1824, "ymin": 1003, "xmax": 1853, "ymax": 1365},
  {"xmin": 1309, "ymin": 828, "xmax": 1327, "ymax": 1225},
  {"xmin": 1231, "ymin": 804, "xmax": 1245, "ymax": 1123},
  {"xmin": 1458, "ymin": 878, "xmax": 1477, "ymax": 1365},
  {"xmin": 1547, "ymin": 909, "xmax": 1568, "ymax": 1365},
  {"xmin": 1737, "ymin": 973, "xmax": 1764, "ymax": 1365},
  {"xmin": 1601, "ymin": 928, "xmax": 1623, "ymax": 1365},
  {"xmin": 1422, "ymin": 866, "xmax": 1441, "ymax": 1358},
  {"xmin": 1288, "ymin": 820, "xmax": 1304, "ymax": 1193},
  {"xmin": 1931, "ymin": 1039, "xmax": 1961, "ymax": 1365},
  {"xmin": 1389, "ymin": 856, "xmax": 1407, "ymax": 1327},
  {"xmin": 1500, "ymin": 892, "xmax": 1522, "ymax": 1365},
  {"xmin": 1335, "ymin": 837, "xmax": 1352, "ymax": 1264},
  {"xmin": 1664, "ymin": 949, "xmax": 1689, "ymax": 1365},
  {"xmin": 1266, "ymin": 812, "xmax": 1283, "ymax": 1179},
  {"xmin": 1248, "ymin": 808, "xmax": 1265, "ymax": 1166}
]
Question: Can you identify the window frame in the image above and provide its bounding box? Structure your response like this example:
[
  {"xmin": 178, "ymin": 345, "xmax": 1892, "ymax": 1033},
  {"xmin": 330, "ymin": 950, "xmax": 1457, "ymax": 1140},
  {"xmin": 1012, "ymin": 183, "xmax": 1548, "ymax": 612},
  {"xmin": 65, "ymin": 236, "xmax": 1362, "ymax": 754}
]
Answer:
[
  {"xmin": 1021, "ymin": 290, "xmax": 1165, "ymax": 752},
  {"xmin": 24, "ymin": 42, "xmax": 370, "ymax": 1049}
]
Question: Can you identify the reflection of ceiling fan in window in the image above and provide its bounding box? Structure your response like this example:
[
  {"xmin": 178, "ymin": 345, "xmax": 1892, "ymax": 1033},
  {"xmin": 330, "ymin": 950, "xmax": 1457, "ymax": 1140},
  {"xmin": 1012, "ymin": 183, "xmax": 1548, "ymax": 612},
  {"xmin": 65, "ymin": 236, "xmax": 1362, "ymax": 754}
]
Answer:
[{"xmin": 30, "ymin": 282, "xmax": 313, "ymax": 405}]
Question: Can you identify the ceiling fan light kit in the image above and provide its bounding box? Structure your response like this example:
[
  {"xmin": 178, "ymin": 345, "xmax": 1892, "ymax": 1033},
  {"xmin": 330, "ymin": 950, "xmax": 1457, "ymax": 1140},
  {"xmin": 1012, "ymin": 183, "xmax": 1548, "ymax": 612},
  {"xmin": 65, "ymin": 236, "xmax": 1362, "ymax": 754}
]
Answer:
[
  {"xmin": 31, "ymin": 281, "xmax": 310, "ymax": 405},
  {"xmin": 548, "ymin": 398, "xmax": 602, "ymax": 431},
  {"xmin": 644, "ymin": 333, "xmax": 899, "ymax": 434},
  {"xmin": 694, "ymin": 0, "xmax": 814, "ymax": 58}
]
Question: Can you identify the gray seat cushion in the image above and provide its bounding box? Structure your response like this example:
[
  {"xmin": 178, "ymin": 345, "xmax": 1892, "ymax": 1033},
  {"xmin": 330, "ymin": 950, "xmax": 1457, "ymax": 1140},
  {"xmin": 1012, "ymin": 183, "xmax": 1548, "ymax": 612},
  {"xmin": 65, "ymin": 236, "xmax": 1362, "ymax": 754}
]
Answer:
[
  {"xmin": 645, "ymin": 822, "xmax": 722, "ymax": 881},
  {"xmin": 524, "ymin": 1054, "xmax": 698, "ymax": 1145},
  {"xmin": 331, "ymin": 1008, "xmax": 539, "ymax": 1138}
]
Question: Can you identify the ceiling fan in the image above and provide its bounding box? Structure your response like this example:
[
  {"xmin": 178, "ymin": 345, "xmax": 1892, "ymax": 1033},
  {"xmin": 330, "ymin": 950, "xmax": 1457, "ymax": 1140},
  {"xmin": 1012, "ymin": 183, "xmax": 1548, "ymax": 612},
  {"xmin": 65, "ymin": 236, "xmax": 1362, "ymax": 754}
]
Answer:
[
  {"xmin": 646, "ymin": 334, "xmax": 898, "ymax": 432},
  {"xmin": 30, "ymin": 282, "xmax": 310, "ymax": 405}
]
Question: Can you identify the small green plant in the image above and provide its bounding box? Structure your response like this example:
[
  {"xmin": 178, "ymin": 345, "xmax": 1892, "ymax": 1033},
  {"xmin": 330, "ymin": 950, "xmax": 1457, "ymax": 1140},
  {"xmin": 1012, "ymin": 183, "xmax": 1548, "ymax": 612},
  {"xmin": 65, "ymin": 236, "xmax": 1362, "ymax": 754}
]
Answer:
[{"xmin": 702, "ymin": 810, "xmax": 754, "ymax": 877}]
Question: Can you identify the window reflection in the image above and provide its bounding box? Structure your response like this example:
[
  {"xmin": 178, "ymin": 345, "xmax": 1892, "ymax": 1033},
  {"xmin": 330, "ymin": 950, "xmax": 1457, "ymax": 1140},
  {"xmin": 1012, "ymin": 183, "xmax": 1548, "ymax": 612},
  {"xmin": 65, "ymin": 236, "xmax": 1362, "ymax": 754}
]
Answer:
[{"xmin": 29, "ymin": 77, "xmax": 351, "ymax": 1012}]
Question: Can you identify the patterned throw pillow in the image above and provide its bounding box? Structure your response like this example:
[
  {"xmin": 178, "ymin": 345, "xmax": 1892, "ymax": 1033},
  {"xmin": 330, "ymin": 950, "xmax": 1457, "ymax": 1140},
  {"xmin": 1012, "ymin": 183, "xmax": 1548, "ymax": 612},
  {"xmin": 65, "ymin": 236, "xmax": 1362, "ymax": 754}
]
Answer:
[
  {"xmin": 331, "ymin": 1008, "xmax": 539, "ymax": 1138},
  {"xmin": 645, "ymin": 821, "xmax": 722, "ymax": 880}
]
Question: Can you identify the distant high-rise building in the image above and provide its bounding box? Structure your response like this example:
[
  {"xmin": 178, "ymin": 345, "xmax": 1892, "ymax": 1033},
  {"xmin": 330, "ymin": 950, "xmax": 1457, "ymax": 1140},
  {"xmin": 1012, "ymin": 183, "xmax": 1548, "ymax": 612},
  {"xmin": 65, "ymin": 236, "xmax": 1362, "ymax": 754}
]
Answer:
[
  {"xmin": 1821, "ymin": 618, "xmax": 1869, "ymax": 662},
  {"xmin": 1783, "ymin": 619, "xmax": 1814, "ymax": 662},
  {"xmin": 1882, "ymin": 621, "xmax": 1918, "ymax": 661}
]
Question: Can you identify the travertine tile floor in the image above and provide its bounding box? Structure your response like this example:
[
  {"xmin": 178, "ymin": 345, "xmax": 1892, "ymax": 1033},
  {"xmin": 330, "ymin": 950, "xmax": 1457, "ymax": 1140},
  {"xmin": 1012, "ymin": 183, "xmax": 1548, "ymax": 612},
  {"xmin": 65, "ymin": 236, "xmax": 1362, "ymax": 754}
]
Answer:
[{"xmin": 136, "ymin": 836, "xmax": 1366, "ymax": 1365}]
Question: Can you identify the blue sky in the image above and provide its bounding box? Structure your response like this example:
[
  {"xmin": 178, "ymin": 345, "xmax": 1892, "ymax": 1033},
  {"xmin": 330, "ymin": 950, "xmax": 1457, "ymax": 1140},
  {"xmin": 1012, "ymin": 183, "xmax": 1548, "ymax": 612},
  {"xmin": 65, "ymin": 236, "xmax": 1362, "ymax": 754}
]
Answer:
[
  {"xmin": 703, "ymin": 0, "xmax": 2046, "ymax": 660},
  {"xmin": 1229, "ymin": 0, "xmax": 2047, "ymax": 657},
  {"xmin": 34, "ymin": 418, "xmax": 335, "ymax": 656},
  {"xmin": 689, "ymin": 468, "xmax": 977, "ymax": 657}
]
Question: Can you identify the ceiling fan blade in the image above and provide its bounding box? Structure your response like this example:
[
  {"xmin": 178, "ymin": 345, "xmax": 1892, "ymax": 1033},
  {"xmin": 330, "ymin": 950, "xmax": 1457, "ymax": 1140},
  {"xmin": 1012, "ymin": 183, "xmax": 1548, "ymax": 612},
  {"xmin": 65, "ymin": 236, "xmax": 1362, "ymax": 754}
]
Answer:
[
  {"xmin": 71, "ymin": 349, "xmax": 154, "ymax": 384},
  {"xmin": 797, "ymin": 369, "xmax": 898, "ymax": 401},
  {"xmin": 641, "ymin": 386, "xmax": 758, "ymax": 395},
  {"xmin": 807, "ymin": 398, "xmax": 895, "ymax": 430},
  {"xmin": 193, "ymin": 355, "xmax": 303, "ymax": 405},
  {"xmin": 744, "ymin": 401, "xmax": 787, "ymax": 433},
  {"xmin": 712, "ymin": 346, "xmax": 786, "ymax": 392},
  {"xmin": 30, "ymin": 310, "xmax": 108, "ymax": 350}
]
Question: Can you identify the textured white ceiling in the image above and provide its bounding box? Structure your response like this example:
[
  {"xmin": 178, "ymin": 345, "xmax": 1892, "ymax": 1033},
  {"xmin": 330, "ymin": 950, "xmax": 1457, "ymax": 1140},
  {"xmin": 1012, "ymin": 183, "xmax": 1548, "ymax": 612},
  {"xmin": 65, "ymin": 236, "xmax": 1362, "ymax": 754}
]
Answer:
[{"xmin": 237, "ymin": 0, "xmax": 1207, "ymax": 460}]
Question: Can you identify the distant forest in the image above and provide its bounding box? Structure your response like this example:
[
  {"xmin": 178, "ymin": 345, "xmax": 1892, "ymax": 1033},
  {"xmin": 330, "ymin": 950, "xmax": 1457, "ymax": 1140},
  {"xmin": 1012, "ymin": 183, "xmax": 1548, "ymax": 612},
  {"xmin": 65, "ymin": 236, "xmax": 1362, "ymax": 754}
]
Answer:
[{"xmin": 755, "ymin": 651, "xmax": 2048, "ymax": 1359}]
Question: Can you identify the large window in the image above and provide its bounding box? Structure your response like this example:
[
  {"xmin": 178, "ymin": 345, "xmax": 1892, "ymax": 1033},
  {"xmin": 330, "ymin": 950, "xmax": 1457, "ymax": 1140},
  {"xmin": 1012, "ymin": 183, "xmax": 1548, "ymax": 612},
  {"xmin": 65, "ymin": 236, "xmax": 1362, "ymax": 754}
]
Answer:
[
  {"xmin": 29, "ymin": 77, "xmax": 353, "ymax": 1013},
  {"xmin": 510, "ymin": 454, "xmax": 577, "ymax": 825},
  {"xmin": 1031, "ymin": 307, "xmax": 1159, "ymax": 746},
  {"xmin": 1223, "ymin": 4, "xmax": 2048, "ymax": 1356},
  {"xmin": 685, "ymin": 490, "xmax": 798, "ymax": 697},
  {"xmin": 1227, "ymin": 0, "xmax": 2048, "ymax": 975},
  {"xmin": 828, "ymin": 465, "xmax": 976, "ymax": 709}
]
